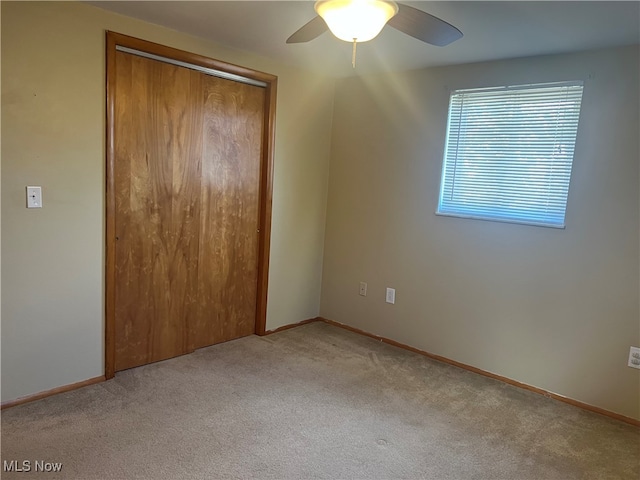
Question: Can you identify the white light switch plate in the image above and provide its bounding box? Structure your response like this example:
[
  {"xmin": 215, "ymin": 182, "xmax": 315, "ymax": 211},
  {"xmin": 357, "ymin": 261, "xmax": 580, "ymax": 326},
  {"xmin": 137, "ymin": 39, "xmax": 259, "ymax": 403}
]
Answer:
[
  {"xmin": 386, "ymin": 287, "xmax": 395, "ymax": 304},
  {"xmin": 26, "ymin": 186, "xmax": 42, "ymax": 208},
  {"xmin": 628, "ymin": 346, "xmax": 640, "ymax": 369}
]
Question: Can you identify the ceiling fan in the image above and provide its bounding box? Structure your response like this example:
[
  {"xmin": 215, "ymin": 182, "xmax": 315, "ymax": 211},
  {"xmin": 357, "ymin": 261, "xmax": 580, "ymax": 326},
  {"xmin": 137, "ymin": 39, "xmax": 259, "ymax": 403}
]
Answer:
[{"xmin": 287, "ymin": 0, "xmax": 463, "ymax": 66}]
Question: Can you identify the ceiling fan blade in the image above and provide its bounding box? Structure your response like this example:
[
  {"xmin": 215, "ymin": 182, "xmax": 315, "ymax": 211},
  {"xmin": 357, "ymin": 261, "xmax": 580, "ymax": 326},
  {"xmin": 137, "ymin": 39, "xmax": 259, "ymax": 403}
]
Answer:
[
  {"xmin": 286, "ymin": 16, "xmax": 328, "ymax": 44},
  {"xmin": 387, "ymin": 3, "xmax": 462, "ymax": 46}
]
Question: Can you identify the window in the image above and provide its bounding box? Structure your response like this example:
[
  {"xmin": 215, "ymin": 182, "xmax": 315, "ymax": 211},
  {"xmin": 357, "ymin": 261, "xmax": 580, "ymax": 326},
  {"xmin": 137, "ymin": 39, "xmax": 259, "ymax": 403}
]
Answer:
[{"xmin": 437, "ymin": 81, "xmax": 584, "ymax": 228}]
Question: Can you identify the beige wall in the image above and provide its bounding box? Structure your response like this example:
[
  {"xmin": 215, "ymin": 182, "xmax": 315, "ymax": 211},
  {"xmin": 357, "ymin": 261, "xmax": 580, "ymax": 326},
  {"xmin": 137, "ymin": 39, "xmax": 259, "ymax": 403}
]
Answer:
[
  {"xmin": 1, "ymin": 1, "xmax": 333, "ymax": 402},
  {"xmin": 321, "ymin": 46, "xmax": 640, "ymax": 420}
]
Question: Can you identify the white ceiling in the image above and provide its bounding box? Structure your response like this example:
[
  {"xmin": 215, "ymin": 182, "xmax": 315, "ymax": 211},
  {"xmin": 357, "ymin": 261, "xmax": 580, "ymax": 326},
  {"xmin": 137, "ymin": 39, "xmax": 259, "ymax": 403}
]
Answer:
[{"xmin": 90, "ymin": 1, "xmax": 640, "ymax": 77}]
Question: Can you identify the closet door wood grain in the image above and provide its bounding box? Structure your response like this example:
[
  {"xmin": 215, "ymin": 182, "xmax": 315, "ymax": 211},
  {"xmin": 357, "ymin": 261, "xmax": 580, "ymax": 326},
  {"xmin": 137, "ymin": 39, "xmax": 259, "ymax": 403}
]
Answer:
[
  {"xmin": 190, "ymin": 76, "xmax": 265, "ymax": 350},
  {"xmin": 114, "ymin": 52, "xmax": 203, "ymax": 371}
]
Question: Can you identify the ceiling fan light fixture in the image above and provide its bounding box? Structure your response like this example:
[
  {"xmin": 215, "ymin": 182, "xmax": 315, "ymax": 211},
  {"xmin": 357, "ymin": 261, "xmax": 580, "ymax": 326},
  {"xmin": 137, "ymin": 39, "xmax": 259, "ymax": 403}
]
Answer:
[{"xmin": 315, "ymin": 0, "xmax": 398, "ymax": 43}]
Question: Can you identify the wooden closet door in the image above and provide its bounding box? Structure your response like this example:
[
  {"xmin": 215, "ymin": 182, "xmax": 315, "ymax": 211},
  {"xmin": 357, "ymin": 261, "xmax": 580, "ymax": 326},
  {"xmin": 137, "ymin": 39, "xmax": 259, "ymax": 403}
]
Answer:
[
  {"xmin": 114, "ymin": 52, "xmax": 203, "ymax": 371},
  {"xmin": 191, "ymin": 76, "xmax": 264, "ymax": 350},
  {"xmin": 113, "ymin": 50, "xmax": 264, "ymax": 371}
]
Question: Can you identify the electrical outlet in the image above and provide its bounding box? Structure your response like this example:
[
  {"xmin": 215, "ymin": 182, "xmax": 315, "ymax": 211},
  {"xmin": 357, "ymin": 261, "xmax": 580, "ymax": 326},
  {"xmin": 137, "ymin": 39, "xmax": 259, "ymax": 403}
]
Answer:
[
  {"xmin": 26, "ymin": 186, "xmax": 42, "ymax": 208},
  {"xmin": 359, "ymin": 282, "xmax": 367, "ymax": 296},
  {"xmin": 385, "ymin": 287, "xmax": 395, "ymax": 304},
  {"xmin": 628, "ymin": 346, "xmax": 640, "ymax": 370}
]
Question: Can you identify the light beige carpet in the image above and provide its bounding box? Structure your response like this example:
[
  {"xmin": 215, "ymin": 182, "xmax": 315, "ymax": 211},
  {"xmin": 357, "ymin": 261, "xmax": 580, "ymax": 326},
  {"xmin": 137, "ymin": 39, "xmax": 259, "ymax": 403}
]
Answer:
[{"xmin": 1, "ymin": 322, "xmax": 638, "ymax": 479}]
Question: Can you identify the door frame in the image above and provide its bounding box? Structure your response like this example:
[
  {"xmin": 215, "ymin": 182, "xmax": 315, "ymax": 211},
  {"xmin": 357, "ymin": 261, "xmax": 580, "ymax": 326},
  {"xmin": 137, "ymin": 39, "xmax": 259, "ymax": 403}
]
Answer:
[{"xmin": 105, "ymin": 32, "xmax": 277, "ymax": 379}]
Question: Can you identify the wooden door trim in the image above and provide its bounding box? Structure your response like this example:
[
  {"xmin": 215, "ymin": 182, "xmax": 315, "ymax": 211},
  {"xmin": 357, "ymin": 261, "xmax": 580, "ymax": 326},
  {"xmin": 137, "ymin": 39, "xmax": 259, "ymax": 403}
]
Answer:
[
  {"xmin": 255, "ymin": 80, "xmax": 277, "ymax": 336},
  {"xmin": 105, "ymin": 32, "xmax": 277, "ymax": 379}
]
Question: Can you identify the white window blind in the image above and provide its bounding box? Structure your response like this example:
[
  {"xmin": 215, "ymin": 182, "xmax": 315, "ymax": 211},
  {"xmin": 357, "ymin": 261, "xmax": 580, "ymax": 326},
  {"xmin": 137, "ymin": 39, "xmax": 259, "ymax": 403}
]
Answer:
[{"xmin": 437, "ymin": 81, "xmax": 584, "ymax": 228}]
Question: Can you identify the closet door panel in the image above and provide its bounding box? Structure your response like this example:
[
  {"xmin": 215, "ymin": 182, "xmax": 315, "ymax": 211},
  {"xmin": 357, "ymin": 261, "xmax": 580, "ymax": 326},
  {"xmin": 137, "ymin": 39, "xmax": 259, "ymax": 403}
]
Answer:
[
  {"xmin": 114, "ymin": 52, "xmax": 202, "ymax": 370},
  {"xmin": 191, "ymin": 76, "xmax": 264, "ymax": 349}
]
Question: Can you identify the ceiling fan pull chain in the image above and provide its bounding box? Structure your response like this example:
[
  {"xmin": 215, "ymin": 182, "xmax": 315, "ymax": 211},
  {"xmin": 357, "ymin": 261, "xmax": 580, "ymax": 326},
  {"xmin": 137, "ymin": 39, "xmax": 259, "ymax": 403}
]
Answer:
[{"xmin": 352, "ymin": 38, "xmax": 357, "ymax": 68}]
